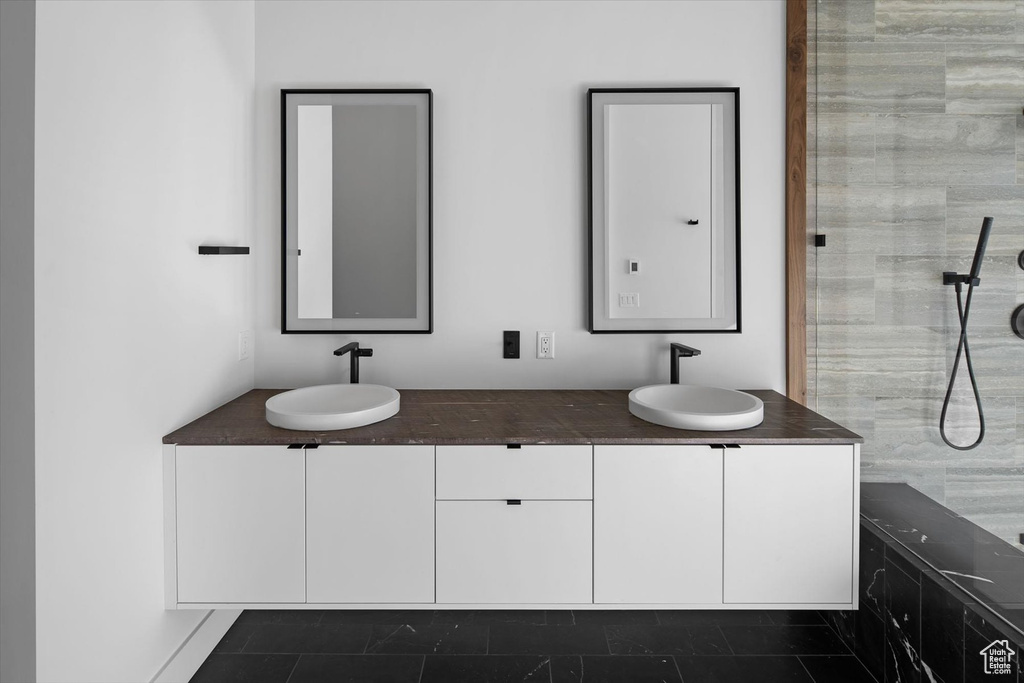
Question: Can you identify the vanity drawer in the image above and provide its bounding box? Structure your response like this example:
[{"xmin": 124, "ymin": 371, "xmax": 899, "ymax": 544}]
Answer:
[
  {"xmin": 436, "ymin": 500, "xmax": 593, "ymax": 604},
  {"xmin": 435, "ymin": 445, "xmax": 592, "ymax": 500}
]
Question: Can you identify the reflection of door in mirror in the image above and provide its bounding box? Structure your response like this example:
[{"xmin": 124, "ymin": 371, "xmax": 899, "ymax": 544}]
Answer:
[
  {"xmin": 296, "ymin": 104, "xmax": 418, "ymax": 321},
  {"xmin": 607, "ymin": 103, "xmax": 719, "ymax": 320}
]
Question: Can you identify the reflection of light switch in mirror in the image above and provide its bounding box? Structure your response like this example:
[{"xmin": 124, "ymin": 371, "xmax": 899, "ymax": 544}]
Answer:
[
  {"xmin": 588, "ymin": 87, "xmax": 739, "ymax": 333},
  {"xmin": 619, "ymin": 293, "xmax": 640, "ymax": 308}
]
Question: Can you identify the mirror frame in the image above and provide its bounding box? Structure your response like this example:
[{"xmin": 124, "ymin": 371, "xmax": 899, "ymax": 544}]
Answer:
[
  {"xmin": 280, "ymin": 88, "xmax": 433, "ymax": 334},
  {"xmin": 587, "ymin": 87, "xmax": 741, "ymax": 334}
]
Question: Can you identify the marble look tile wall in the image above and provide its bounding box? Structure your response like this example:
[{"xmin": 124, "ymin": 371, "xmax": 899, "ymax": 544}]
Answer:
[
  {"xmin": 809, "ymin": 0, "xmax": 1024, "ymax": 545},
  {"xmin": 827, "ymin": 521, "xmax": 1024, "ymax": 683}
]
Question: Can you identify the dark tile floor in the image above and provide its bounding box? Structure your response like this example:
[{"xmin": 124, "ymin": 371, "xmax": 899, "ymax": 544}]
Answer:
[{"xmin": 192, "ymin": 609, "xmax": 879, "ymax": 683}]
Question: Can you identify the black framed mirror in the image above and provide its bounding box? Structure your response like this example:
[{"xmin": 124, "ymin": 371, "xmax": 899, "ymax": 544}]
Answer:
[
  {"xmin": 588, "ymin": 87, "xmax": 740, "ymax": 333},
  {"xmin": 281, "ymin": 89, "xmax": 432, "ymax": 333}
]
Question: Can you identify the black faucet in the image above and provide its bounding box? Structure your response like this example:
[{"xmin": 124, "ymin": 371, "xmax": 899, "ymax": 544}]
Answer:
[
  {"xmin": 334, "ymin": 342, "xmax": 373, "ymax": 383},
  {"xmin": 670, "ymin": 343, "xmax": 701, "ymax": 384}
]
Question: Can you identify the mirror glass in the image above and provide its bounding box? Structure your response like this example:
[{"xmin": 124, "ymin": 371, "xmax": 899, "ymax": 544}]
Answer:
[
  {"xmin": 282, "ymin": 89, "xmax": 432, "ymax": 333},
  {"xmin": 588, "ymin": 88, "xmax": 740, "ymax": 333}
]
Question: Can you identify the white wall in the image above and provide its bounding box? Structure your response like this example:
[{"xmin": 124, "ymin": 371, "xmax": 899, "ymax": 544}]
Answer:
[
  {"xmin": 1, "ymin": 1, "xmax": 36, "ymax": 680},
  {"xmin": 34, "ymin": 2, "xmax": 255, "ymax": 681},
  {"xmin": 255, "ymin": 0, "xmax": 786, "ymax": 391}
]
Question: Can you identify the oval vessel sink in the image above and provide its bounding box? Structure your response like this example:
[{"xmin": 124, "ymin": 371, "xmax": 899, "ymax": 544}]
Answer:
[
  {"xmin": 266, "ymin": 384, "xmax": 400, "ymax": 431},
  {"xmin": 628, "ymin": 384, "xmax": 764, "ymax": 431}
]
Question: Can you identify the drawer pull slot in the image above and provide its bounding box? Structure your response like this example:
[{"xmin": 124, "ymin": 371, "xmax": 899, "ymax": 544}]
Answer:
[
  {"xmin": 506, "ymin": 499, "xmax": 522, "ymax": 506},
  {"xmin": 506, "ymin": 444, "xmax": 522, "ymax": 449}
]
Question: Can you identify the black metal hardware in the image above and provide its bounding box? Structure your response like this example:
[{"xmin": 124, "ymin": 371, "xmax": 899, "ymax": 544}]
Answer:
[
  {"xmin": 304, "ymin": 444, "xmax": 319, "ymax": 449},
  {"xmin": 503, "ymin": 331, "xmax": 520, "ymax": 359},
  {"xmin": 506, "ymin": 444, "xmax": 522, "ymax": 449},
  {"xmin": 670, "ymin": 343, "xmax": 701, "ymax": 384},
  {"xmin": 687, "ymin": 219, "xmax": 699, "ymax": 225},
  {"xmin": 1012, "ymin": 304, "xmax": 1024, "ymax": 340},
  {"xmin": 506, "ymin": 500, "xmax": 522, "ymax": 506},
  {"xmin": 814, "ymin": 234, "xmax": 826, "ymax": 247},
  {"xmin": 939, "ymin": 217, "xmax": 993, "ymax": 451},
  {"xmin": 334, "ymin": 342, "xmax": 373, "ymax": 383},
  {"xmin": 198, "ymin": 246, "xmax": 249, "ymax": 255},
  {"xmin": 287, "ymin": 444, "xmax": 304, "ymax": 449},
  {"xmin": 1017, "ymin": 250, "xmax": 1024, "ymax": 271}
]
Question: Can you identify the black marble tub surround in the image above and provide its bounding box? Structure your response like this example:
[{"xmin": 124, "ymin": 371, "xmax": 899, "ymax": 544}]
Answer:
[
  {"xmin": 824, "ymin": 485, "xmax": 1023, "ymax": 683},
  {"xmin": 163, "ymin": 388, "xmax": 863, "ymax": 446},
  {"xmin": 861, "ymin": 483, "xmax": 1024, "ymax": 634}
]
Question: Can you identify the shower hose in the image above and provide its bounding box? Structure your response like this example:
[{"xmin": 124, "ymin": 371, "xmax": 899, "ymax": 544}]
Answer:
[{"xmin": 939, "ymin": 278, "xmax": 985, "ymax": 450}]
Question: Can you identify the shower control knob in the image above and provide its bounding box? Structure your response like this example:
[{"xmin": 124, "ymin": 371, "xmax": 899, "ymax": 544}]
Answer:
[{"xmin": 1012, "ymin": 304, "xmax": 1024, "ymax": 341}]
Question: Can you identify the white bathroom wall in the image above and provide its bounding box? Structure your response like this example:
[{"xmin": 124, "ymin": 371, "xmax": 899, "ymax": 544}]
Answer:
[
  {"xmin": 34, "ymin": 2, "xmax": 255, "ymax": 681},
  {"xmin": 254, "ymin": 0, "xmax": 787, "ymax": 391}
]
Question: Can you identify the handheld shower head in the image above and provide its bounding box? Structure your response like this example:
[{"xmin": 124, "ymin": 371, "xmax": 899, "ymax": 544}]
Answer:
[
  {"xmin": 939, "ymin": 216, "xmax": 993, "ymax": 451},
  {"xmin": 968, "ymin": 216, "xmax": 994, "ymax": 283}
]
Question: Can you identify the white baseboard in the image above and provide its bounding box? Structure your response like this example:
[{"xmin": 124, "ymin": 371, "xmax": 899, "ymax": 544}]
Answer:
[{"xmin": 151, "ymin": 609, "xmax": 242, "ymax": 683}]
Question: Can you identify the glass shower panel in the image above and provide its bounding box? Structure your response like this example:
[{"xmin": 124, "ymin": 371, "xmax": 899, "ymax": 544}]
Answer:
[{"xmin": 807, "ymin": 0, "xmax": 1023, "ymax": 549}]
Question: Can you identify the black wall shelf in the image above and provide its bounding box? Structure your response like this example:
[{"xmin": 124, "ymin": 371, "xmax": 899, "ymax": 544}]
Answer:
[{"xmin": 198, "ymin": 246, "xmax": 250, "ymax": 255}]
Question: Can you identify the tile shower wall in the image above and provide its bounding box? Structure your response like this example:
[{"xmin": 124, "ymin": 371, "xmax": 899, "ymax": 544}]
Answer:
[{"xmin": 807, "ymin": 0, "xmax": 1024, "ymax": 545}]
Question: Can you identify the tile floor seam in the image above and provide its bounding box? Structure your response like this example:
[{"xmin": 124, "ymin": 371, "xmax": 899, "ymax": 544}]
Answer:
[
  {"xmin": 360, "ymin": 627, "xmax": 371, "ymax": 655},
  {"xmin": 281, "ymin": 654, "xmax": 301, "ymax": 683},
  {"xmin": 671, "ymin": 654, "xmax": 685, "ymax": 683},
  {"xmin": 715, "ymin": 624, "xmax": 736, "ymax": 655},
  {"xmin": 795, "ymin": 655, "xmax": 818, "ymax": 683}
]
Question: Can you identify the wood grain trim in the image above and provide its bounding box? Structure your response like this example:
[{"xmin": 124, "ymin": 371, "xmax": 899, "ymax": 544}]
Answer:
[{"xmin": 785, "ymin": 0, "xmax": 808, "ymax": 405}]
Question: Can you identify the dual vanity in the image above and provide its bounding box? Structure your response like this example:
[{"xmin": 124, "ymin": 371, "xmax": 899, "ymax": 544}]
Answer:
[
  {"xmin": 162, "ymin": 387, "xmax": 862, "ymax": 613},
  {"xmin": 215, "ymin": 87, "xmax": 864, "ymax": 615}
]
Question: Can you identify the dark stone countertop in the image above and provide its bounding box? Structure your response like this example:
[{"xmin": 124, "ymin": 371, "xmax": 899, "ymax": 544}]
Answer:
[{"xmin": 163, "ymin": 388, "xmax": 863, "ymax": 446}]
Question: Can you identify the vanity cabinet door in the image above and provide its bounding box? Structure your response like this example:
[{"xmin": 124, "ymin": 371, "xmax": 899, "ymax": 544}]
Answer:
[
  {"xmin": 723, "ymin": 445, "xmax": 856, "ymax": 605},
  {"xmin": 175, "ymin": 446, "xmax": 305, "ymax": 604},
  {"xmin": 436, "ymin": 500, "xmax": 592, "ymax": 604},
  {"xmin": 306, "ymin": 446, "xmax": 434, "ymax": 603},
  {"xmin": 594, "ymin": 445, "xmax": 723, "ymax": 604}
]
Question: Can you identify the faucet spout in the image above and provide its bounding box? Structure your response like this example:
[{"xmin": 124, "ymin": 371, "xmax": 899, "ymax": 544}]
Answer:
[
  {"xmin": 670, "ymin": 343, "xmax": 701, "ymax": 384},
  {"xmin": 333, "ymin": 342, "xmax": 373, "ymax": 384}
]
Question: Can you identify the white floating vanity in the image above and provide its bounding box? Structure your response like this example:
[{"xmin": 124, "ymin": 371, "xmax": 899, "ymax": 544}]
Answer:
[{"xmin": 163, "ymin": 389, "xmax": 861, "ymax": 612}]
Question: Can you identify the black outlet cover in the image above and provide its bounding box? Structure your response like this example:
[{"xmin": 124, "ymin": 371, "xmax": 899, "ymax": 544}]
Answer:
[{"xmin": 503, "ymin": 330, "xmax": 520, "ymax": 359}]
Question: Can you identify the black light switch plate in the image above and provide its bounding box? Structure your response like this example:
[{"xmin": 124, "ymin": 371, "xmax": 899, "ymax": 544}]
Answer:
[{"xmin": 503, "ymin": 330, "xmax": 520, "ymax": 359}]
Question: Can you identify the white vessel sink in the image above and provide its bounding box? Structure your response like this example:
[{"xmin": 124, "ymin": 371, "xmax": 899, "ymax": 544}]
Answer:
[
  {"xmin": 266, "ymin": 384, "xmax": 400, "ymax": 431},
  {"xmin": 628, "ymin": 384, "xmax": 764, "ymax": 431}
]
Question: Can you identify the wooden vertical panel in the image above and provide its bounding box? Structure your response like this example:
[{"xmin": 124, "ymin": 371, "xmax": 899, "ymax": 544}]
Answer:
[{"xmin": 786, "ymin": 0, "xmax": 808, "ymax": 405}]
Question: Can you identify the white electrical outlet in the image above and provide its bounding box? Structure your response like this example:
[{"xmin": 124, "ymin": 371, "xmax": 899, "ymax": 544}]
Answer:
[
  {"xmin": 618, "ymin": 293, "xmax": 640, "ymax": 307},
  {"xmin": 537, "ymin": 331, "xmax": 555, "ymax": 359},
  {"xmin": 238, "ymin": 330, "xmax": 252, "ymax": 361}
]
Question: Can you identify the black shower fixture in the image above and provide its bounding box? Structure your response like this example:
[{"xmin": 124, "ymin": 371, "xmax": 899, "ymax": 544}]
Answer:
[{"xmin": 938, "ymin": 217, "xmax": 993, "ymax": 451}]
